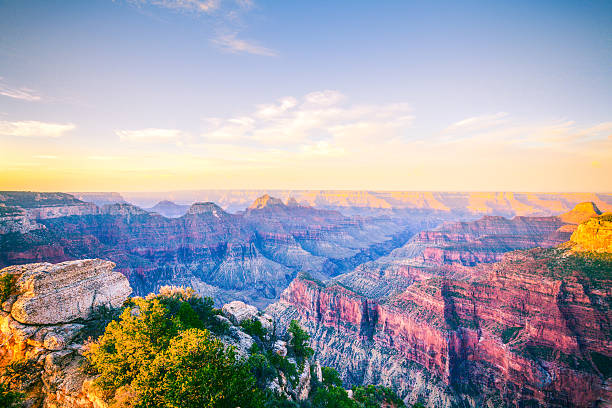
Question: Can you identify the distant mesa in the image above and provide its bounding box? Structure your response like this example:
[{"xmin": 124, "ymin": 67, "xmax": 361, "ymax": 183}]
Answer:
[
  {"xmin": 559, "ymin": 201, "xmax": 601, "ymax": 225},
  {"xmin": 286, "ymin": 197, "xmax": 300, "ymax": 207},
  {"xmin": 146, "ymin": 200, "xmax": 190, "ymax": 218},
  {"xmin": 70, "ymin": 192, "xmax": 127, "ymax": 207},
  {"xmin": 101, "ymin": 203, "xmax": 148, "ymax": 216},
  {"xmin": 187, "ymin": 202, "xmax": 226, "ymax": 217},
  {"xmin": 248, "ymin": 194, "xmax": 286, "ymax": 210}
]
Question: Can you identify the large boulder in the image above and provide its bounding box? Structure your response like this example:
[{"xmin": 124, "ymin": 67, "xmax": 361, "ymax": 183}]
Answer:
[
  {"xmin": 2, "ymin": 259, "xmax": 131, "ymax": 325},
  {"xmin": 222, "ymin": 300, "xmax": 259, "ymax": 325}
]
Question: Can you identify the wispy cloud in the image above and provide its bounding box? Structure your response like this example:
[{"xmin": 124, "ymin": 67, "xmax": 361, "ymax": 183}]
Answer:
[
  {"xmin": 0, "ymin": 120, "xmax": 75, "ymax": 137},
  {"xmin": 125, "ymin": 0, "xmax": 276, "ymax": 56},
  {"xmin": 33, "ymin": 155, "xmax": 58, "ymax": 159},
  {"xmin": 201, "ymin": 90, "xmax": 414, "ymax": 151},
  {"xmin": 0, "ymin": 77, "xmax": 41, "ymax": 102},
  {"xmin": 116, "ymin": 128, "xmax": 183, "ymax": 142},
  {"xmin": 447, "ymin": 112, "xmax": 509, "ymax": 131},
  {"xmin": 212, "ymin": 32, "xmax": 277, "ymax": 56},
  {"xmin": 128, "ymin": 0, "xmax": 221, "ymax": 13}
]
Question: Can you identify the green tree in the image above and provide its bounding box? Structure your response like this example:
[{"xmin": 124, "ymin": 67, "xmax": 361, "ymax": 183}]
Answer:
[
  {"xmin": 288, "ymin": 320, "xmax": 313, "ymax": 361},
  {"xmin": 85, "ymin": 291, "xmax": 261, "ymax": 407},
  {"xmin": 322, "ymin": 366, "xmax": 343, "ymax": 387},
  {"xmin": 133, "ymin": 329, "xmax": 264, "ymax": 408}
]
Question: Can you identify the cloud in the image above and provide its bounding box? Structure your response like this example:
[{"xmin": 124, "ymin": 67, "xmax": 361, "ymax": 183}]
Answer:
[
  {"xmin": 0, "ymin": 78, "xmax": 41, "ymax": 101},
  {"xmin": 0, "ymin": 120, "xmax": 75, "ymax": 137},
  {"xmin": 33, "ymin": 155, "xmax": 58, "ymax": 159},
  {"xmin": 125, "ymin": 1, "xmax": 275, "ymax": 56},
  {"xmin": 304, "ymin": 90, "xmax": 344, "ymax": 106},
  {"xmin": 447, "ymin": 112, "xmax": 509, "ymax": 131},
  {"xmin": 212, "ymin": 32, "xmax": 277, "ymax": 56},
  {"xmin": 128, "ymin": 0, "xmax": 221, "ymax": 13},
  {"xmin": 255, "ymin": 97, "xmax": 298, "ymax": 118},
  {"xmin": 116, "ymin": 128, "xmax": 183, "ymax": 142},
  {"xmin": 201, "ymin": 90, "xmax": 414, "ymax": 148}
]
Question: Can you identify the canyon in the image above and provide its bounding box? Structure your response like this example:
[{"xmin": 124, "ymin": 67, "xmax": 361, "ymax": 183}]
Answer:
[
  {"xmin": 0, "ymin": 192, "xmax": 437, "ymax": 307},
  {"xmin": 1, "ymin": 190, "xmax": 610, "ymax": 407},
  {"xmin": 74, "ymin": 191, "xmax": 612, "ymax": 217},
  {"xmin": 267, "ymin": 212, "xmax": 612, "ymax": 407}
]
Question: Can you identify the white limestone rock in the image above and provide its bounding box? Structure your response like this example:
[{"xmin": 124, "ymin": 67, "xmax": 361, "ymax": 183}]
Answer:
[
  {"xmin": 222, "ymin": 300, "xmax": 258, "ymax": 325},
  {"xmin": 3, "ymin": 259, "xmax": 132, "ymax": 325}
]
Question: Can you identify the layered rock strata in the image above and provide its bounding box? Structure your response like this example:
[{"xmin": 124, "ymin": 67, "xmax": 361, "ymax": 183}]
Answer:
[{"xmin": 269, "ymin": 217, "xmax": 612, "ymax": 407}]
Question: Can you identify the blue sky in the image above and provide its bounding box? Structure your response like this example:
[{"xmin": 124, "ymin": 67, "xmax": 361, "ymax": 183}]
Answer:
[{"xmin": 1, "ymin": 0, "xmax": 611, "ymax": 191}]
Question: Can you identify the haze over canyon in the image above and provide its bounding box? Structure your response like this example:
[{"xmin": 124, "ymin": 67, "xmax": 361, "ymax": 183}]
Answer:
[{"xmin": 0, "ymin": 190, "xmax": 610, "ymax": 407}]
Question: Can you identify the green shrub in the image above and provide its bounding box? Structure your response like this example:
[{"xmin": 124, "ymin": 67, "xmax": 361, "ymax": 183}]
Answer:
[
  {"xmin": 85, "ymin": 294, "xmax": 263, "ymax": 407},
  {"xmin": 322, "ymin": 366, "xmax": 343, "ymax": 387},
  {"xmin": 0, "ymin": 381, "xmax": 24, "ymax": 408},
  {"xmin": 241, "ymin": 318, "xmax": 267, "ymax": 338},
  {"xmin": 501, "ymin": 326, "xmax": 522, "ymax": 344},
  {"xmin": 0, "ymin": 274, "xmax": 15, "ymax": 303},
  {"xmin": 132, "ymin": 329, "xmax": 264, "ymax": 408},
  {"xmin": 352, "ymin": 384, "xmax": 406, "ymax": 408}
]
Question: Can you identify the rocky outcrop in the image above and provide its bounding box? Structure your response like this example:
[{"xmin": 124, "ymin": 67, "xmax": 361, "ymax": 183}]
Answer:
[
  {"xmin": 570, "ymin": 214, "xmax": 612, "ymax": 252},
  {"xmin": 2, "ymin": 259, "xmax": 131, "ymax": 324},
  {"xmin": 0, "ymin": 260, "xmax": 132, "ymax": 408},
  {"xmin": 0, "ymin": 206, "xmax": 44, "ymax": 234},
  {"xmin": 269, "ymin": 219, "xmax": 612, "ymax": 407}
]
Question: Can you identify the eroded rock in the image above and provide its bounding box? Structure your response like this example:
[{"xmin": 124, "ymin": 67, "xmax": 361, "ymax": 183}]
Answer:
[
  {"xmin": 5, "ymin": 259, "xmax": 131, "ymax": 324},
  {"xmin": 222, "ymin": 300, "xmax": 259, "ymax": 325}
]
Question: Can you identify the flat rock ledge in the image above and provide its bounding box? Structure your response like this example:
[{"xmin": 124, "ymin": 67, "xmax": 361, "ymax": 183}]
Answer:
[{"xmin": 2, "ymin": 259, "xmax": 132, "ymax": 325}]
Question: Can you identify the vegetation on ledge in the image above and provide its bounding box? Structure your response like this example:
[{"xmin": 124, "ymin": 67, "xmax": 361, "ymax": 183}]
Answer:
[{"xmin": 84, "ymin": 287, "xmax": 406, "ymax": 408}]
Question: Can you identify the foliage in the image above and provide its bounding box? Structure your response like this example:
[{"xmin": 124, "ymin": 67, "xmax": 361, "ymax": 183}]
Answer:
[
  {"xmin": 352, "ymin": 384, "xmax": 406, "ymax": 408},
  {"xmin": 81, "ymin": 304, "xmax": 123, "ymax": 341},
  {"xmin": 0, "ymin": 273, "xmax": 15, "ymax": 303},
  {"xmin": 85, "ymin": 289, "xmax": 250, "ymax": 407},
  {"xmin": 132, "ymin": 329, "xmax": 264, "ymax": 408},
  {"xmin": 0, "ymin": 381, "xmax": 24, "ymax": 408},
  {"xmin": 590, "ymin": 351, "xmax": 612, "ymax": 377},
  {"xmin": 241, "ymin": 318, "xmax": 267, "ymax": 338},
  {"xmin": 85, "ymin": 288, "xmax": 405, "ymax": 408},
  {"xmin": 311, "ymin": 385, "xmax": 357, "ymax": 408},
  {"xmin": 289, "ymin": 319, "xmax": 314, "ymax": 361},
  {"xmin": 597, "ymin": 213, "xmax": 612, "ymax": 222},
  {"xmin": 322, "ymin": 366, "xmax": 343, "ymax": 387},
  {"xmin": 310, "ymin": 367, "xmax": 405, "ymax": 408},
  {"xmin": 501, "ymin": 326, "xmax": 523, "ymax": 344}
]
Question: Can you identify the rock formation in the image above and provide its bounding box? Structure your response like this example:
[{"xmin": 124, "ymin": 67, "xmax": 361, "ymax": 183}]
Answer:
[
  {"xmin": 0, "ymin": 259, "xmax": 132, "ymax": 407},
  {"xmin": 0, "ymin": 193, "xmax": 427, "ymax": 307},
  {"xmin": 0, "ymin": 259, "xmax": 331, "ymax": 408},
  {"xmin": 268, "ymin": 215, "xmax": 612, "ymax": 407},
  {"xmin": 570, "ymin": 213, "xmax": 612, "ymax": 252}
]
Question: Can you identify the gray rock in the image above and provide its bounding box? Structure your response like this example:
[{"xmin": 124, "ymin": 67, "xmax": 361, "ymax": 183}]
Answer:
[
  {"xmin": 222, "ymin": 300, "xmax": 259, "ymax": 325},
  {"xmin": 5, "ymin": 259, "xmax": 132, "ymax": 325}
]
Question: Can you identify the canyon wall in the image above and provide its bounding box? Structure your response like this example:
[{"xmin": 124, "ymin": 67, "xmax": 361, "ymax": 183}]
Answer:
[
  {"xmin": 0, "ymin": 193, "xmax": 432, "ymax": 307},
  {"xmin": 268, "ymin": 215, "xmax": 612, "ymax": 407}
]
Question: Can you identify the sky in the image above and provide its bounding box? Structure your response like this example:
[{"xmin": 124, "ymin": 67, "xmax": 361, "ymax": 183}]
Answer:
[{"xmin": 0, "ymin": 0, "xmax": 611, "ymax": 192}]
